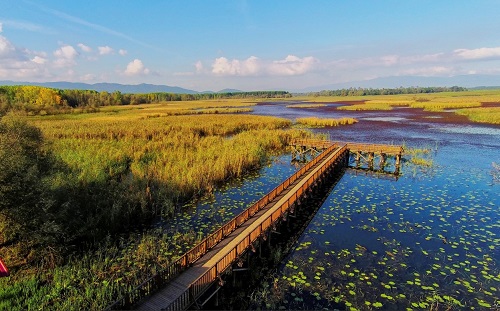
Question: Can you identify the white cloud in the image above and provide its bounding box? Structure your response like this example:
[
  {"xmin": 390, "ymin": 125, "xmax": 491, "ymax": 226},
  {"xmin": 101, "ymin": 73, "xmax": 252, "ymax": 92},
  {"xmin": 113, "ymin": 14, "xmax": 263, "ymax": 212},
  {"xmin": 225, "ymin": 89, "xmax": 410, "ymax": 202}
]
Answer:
[
  {"xmin": 0, "ymin": 32, "xmax": 52, "ymax": 80},
  {"xmin": 405, "ymin": 53, "xmax": 445, "ymax": 64},
  {"xmin": 337, "ymin": 48, "xmax": 500, "ymax": 71},
  {"xmin": 174, "ymin": 71, "xmax": 195, "ymax": 76},
  {"xmin": 54, "ymin": 45, "xmax": 78, "ymax": 59},
  {"xmin": 0, "ymin": 35, "xmax": 16, "ymax": 57},
  {"xmin": 77, "ymin": 43, "xmax": 92, "ymax": 52},
  {"xmin": 124, "ymin": 59, "xmax": 150, "ymax": 75},
  {"xmin": 119, "ymin": 49, "xmax": 127, "ymax": 56},
  {"xmin": 211, "ymin": 55, "xmax": 317, "ymax": 76},
  {"xmin": 0, "ymin": 36, "xmax": 50, "ymax": 79},
  {"xmin": 453, "ymin": 47, "xmax": 500, "ymax": 60},
  {"xmin": 53, "ymin": 45, "xmax": 78, "ymax": 67},
  {"xmin": 98, "ymin": 46, "xmax": 114, "ymax": 55},
  {"xmin": 328, "ymin": 52, "xmax": 451, "ymax": 71},
  {"xmin": 269, "ymin": 55, "xmax": 318, "ymax": 75},
  {"xmin": 400, "ymin": 66, "xmax": 455, "ymax": 76},
  {"xmin": 81, "ymin": 73, "xmax": 96, "ymax": 81},
  {"xmin": 212, "ymin": 56, "xmax": 260, "ymax": 76},
  {"xmin": 379, "ymin": 55, "xmax": 400, "ymax": 66},
  {"xmin": 195, "ymin": 60, "xmax": 204, "ymax": 73},
  {"xmin": 31, "ymin": 55, "xmax": 47, "ymax": 64},
  {"xmin": 0, "ymin": 23, "xmax": 3, "ymax": 33}
]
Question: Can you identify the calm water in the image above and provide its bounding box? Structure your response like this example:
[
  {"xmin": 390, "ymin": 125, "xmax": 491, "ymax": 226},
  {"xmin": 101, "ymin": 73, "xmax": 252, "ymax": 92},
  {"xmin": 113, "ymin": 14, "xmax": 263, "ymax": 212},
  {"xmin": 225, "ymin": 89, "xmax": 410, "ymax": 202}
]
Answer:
[{"xmin": 176, "ymin": 102, "xmax": 500, "ymax": 310}]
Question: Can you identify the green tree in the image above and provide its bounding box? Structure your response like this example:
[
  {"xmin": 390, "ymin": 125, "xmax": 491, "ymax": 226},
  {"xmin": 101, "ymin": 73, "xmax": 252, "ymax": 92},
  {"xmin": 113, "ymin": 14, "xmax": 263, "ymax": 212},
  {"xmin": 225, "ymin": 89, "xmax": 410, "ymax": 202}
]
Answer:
[{"xmin": 0, "ymin": 117, "xmax": 62, "ymax": 264}]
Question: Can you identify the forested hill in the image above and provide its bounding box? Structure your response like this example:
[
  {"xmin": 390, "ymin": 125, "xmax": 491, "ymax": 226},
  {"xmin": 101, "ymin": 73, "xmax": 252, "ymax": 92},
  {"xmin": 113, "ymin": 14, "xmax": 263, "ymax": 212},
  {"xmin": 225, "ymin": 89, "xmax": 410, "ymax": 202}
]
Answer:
[
  {"xmin": 0, "ymin": 85, "xmax": 291, "ymax": 116},
  {"xmin": 300, "ymin": 86, "xmax": 468, "ymax": 97}
]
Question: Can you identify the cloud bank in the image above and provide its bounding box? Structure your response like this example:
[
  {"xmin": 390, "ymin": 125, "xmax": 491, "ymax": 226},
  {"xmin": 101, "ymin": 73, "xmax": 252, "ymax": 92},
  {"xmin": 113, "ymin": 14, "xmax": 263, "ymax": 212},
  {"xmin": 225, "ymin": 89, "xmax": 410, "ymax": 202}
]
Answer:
[
  {"xmin": 211, "ymin": 55, "xmax": 318, "ymax": 76},
  {"xmin": 453, "ymin": 47, "xmax": 500, "ymax": 60}
]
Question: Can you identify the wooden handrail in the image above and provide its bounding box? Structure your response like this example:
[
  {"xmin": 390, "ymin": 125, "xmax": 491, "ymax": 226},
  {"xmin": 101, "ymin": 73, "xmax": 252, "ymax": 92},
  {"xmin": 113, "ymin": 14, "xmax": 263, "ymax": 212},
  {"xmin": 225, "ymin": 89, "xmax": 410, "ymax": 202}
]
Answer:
[
  {"xmin": 290, "ymin": 139, "xmax": 403, "ymax": 155},
  {"xmin": 163, "ymin": 145, "xmax": 349, "ymax": 311},
  {"xmin": 106, "ymin": 142, "xmax": 341, "ymax": 310}
]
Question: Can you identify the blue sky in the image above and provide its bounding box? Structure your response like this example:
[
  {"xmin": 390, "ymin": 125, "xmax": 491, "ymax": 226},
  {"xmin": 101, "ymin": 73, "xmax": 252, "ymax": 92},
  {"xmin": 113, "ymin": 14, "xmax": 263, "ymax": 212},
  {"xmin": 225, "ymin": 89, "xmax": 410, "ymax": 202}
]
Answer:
[{"xmin": 1, "ymin": 0, "xmax": 500, "ymax": 91}]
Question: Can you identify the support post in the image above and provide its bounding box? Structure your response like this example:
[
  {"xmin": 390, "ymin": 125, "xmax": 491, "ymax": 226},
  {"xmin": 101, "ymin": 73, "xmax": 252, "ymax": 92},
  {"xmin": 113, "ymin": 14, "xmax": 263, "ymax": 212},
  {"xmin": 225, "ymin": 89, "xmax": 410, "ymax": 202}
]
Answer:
[
  {"xmin": 395, "ymin": 153, "xmax": 401, "ymax": 175},
  {"xmin": 368, "ymin": 152, "xmax": 374, "ymax": 169},
  {"xmin": 379, "ymin": 153, "xmax": 386, "ymax": 170}
]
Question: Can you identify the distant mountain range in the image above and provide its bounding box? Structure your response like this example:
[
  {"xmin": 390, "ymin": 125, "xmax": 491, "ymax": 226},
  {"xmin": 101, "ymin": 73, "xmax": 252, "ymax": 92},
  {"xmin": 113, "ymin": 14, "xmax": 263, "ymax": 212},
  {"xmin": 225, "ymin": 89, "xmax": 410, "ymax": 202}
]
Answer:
[
  {"xmin": 2, "ymin": 74, "xmax": 500, "ymax": 94},
  {"xmin": 0, "ymin": 81, "xmax": 245, "ymax": 94},
  {"xmin": 295, "ymin": 74, "xmax": 500, "ymax": 92}
]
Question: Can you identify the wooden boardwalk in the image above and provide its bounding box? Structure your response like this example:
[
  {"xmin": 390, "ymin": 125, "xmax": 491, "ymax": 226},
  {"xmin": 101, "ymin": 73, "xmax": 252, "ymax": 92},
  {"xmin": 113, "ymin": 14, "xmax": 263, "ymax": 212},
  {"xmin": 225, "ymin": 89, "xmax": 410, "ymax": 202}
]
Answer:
[
  {"xmin": 291, "ymin": 139, "xmax": 403, "ymax": 173},
  {"xmin": 290, "ymin": 139, "xmax": 404, "ymax": 156},
  {"xmin": 106, "ymin": 140, "xmax": 402, "ymax": 311}
]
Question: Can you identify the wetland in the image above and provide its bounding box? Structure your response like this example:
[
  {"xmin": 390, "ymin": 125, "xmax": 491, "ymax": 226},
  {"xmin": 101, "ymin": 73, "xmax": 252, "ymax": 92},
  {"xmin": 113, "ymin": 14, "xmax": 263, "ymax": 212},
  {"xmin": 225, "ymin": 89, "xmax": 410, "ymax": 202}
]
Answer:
[
  {"xmin": 0, "ymin": 89, "xmax": 499, "ymax": 310},
  {"xmin": 197, "ymin": 99, "xmax": 500, "ymax": 310}
]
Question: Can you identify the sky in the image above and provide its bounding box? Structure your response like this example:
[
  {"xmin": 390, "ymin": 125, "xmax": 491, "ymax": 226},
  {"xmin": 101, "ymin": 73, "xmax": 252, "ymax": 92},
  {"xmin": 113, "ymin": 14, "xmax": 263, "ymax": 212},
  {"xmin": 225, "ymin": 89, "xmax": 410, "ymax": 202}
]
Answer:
[{"xmin": 1, "ymin": 0, "xmax": 500, "ymax": 91}]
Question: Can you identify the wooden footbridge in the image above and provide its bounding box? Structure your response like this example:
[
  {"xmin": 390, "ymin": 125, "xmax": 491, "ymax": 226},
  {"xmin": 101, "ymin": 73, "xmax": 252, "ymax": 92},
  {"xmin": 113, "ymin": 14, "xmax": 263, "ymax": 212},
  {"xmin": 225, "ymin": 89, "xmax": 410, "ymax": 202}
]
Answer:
[
  {"xmin": 106, "ymin": 140, "xmax": 403, "ymax": 311},
  {"xmin": 291, "ymin": 139, "xmax": 403, "ymax": 174}
]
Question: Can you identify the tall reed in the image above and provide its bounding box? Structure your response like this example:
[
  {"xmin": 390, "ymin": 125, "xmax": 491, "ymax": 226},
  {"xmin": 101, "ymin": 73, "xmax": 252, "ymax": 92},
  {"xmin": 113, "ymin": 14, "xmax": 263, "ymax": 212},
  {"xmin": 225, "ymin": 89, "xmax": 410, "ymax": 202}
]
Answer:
[
  {"xmin": 1, "ymin": 109, "xmax": 320, "ymax": 311},
  {"xmin": 296, "ymin": 117, "xmax": 358, "ymax": 127}
]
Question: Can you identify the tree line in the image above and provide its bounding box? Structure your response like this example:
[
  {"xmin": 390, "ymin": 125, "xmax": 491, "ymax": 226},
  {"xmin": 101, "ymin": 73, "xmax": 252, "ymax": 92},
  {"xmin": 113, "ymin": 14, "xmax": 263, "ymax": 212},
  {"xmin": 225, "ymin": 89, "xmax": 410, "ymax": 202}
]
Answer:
[
  {"xmin": 303, "ymin": 86, "xmax": 467, "ymax": 97},
  {"xmin": 0, "ymin": 85, "xmax": 291, "ymax": 116}
]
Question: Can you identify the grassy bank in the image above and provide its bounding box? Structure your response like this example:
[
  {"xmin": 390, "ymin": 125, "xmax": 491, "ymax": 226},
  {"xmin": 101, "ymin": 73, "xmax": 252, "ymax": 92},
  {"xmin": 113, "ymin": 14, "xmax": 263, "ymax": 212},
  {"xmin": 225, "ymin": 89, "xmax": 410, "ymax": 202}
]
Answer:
[{"xmin": 456, "ymin": 107, "xmax": 500, "ymax": 124}]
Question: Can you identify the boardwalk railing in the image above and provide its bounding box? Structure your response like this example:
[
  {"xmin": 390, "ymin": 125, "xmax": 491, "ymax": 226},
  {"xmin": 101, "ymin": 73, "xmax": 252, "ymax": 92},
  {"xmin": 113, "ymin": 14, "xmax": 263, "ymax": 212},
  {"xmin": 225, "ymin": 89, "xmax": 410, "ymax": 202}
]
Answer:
[
  {"xmin": 289, "ymin": 139, "xmax": 404, "ymax": 156},
  {"xmin": 163, "ymin": 144, "xmax": 349, "ymax": 311},
  {"xmin": 106, "ymin": 142, "xmax": 341, "ymax": 310},
  {"xmin": 291, "ymin": 139, "xmax": 403, "ymax": 155},
  {"xmin": 290, "ymin": 139, "xmax": 333, "ymax": 150},
  {"xmin": 344, "ymin": 142, "xmax": 403, "ymax": 155}
]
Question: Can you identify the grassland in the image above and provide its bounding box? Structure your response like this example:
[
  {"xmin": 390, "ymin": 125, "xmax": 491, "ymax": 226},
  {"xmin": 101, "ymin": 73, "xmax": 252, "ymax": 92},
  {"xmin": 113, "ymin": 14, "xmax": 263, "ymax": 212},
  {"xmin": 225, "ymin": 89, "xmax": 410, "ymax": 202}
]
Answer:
[
  {"xmin": 296, "ymin": 117, "xmax": 358, "ymax": 127},
  {"xmin": 296, "ymin": 90, "xmax": 500, "ymax": 124},
  {"xmin": 0, "ymin": 99, "xmax": 323, "ymax": 311}
]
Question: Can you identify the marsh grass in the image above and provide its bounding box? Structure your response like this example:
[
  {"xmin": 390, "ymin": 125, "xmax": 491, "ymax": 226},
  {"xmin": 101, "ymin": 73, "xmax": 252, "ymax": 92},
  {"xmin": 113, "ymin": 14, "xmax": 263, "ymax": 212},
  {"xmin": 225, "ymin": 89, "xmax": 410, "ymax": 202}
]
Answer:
[
  {"xmin": 403, "ymin": 144, "xmax": 436, "ymax": 168},
  {"xmin": 0, "ymin": 229, "xmax": 198, "ymax": 311},
  {"xmin": 337, "ymin": 102, "xmax": 394, "ymax": 111},
  {"xmin": 296, "ymin": 117, "xmax": 358, "ymax": 127},
  {"xmin": 98, "ymin": 99, "xmax": 257, "ymax": 114},
  {"xmin": 408, "ymin": 101, "xmax": 482, "ymax": 111},
  {"xmin": 456, "ymin": 107, "xmax": 500, "ymax": 124},
  {"xmin": 30, "ymin": 113, "xmax": 297, "ymax": 212},
  {"xmin": 409, "ymin": 157, "xmax": 434, "ymax": 167},
  {"xmin": 337, "ymin": 99, "xmax": 483, "ymax": 112},
  {"xmin": 1, "ymin": 103, "xmax": 321, "ymax": 310},
  {"xmin": 141, "ymin": 108, "xmax": 254, "ymax": 119}
]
